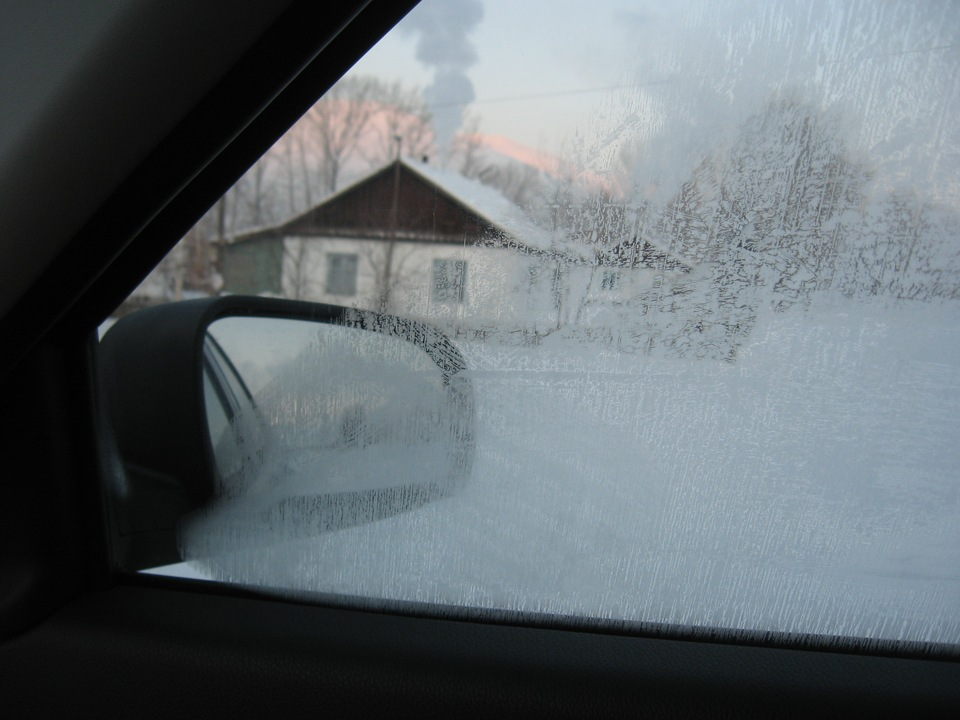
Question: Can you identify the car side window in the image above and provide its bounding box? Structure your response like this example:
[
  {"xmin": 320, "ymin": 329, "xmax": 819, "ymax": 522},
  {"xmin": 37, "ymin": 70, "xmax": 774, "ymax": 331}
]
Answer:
[{"xmin": 104, "ymin": 0, "xmax": 960, "ymax": 651}]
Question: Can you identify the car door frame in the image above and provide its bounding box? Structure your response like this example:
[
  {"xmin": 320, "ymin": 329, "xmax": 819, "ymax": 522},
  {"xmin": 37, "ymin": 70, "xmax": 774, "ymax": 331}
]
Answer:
[{"xmin": 0, "ymin": 0, "xmax": 958, "ymax": 716}]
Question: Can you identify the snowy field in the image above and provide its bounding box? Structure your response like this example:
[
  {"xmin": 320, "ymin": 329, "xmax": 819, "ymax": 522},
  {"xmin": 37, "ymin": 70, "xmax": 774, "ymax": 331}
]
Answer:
[{"xmin": 175, "ymin": 297, "xmax": 960, "ymax": 646}]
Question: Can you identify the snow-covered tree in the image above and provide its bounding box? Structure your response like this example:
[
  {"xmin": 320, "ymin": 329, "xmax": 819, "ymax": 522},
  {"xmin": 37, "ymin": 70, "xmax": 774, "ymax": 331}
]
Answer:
[
  {"xmin": 836, "ymin": 193, "xmax": 960, "ymax": 302},
  {"xmin": 637, "ymin": 95, "xmax": 871, "ymax": 357}
]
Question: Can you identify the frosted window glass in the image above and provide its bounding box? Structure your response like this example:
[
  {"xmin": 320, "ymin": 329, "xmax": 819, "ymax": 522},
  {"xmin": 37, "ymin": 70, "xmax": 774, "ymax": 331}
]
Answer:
[{"xmin": 145, "ymin": 0, "xmax": 960, "ymax": 648}]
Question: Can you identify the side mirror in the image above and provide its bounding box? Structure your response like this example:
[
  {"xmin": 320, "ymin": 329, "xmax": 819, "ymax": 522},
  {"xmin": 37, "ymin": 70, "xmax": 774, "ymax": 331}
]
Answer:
[{"xmin": 99, "ymin": 297, "xmax": 474, "ymax": 570}]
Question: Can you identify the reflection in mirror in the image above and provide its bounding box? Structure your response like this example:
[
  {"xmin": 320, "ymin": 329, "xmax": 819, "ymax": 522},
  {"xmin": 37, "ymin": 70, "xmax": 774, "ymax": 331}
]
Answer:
[{"xmin": 182, "ymin": 315, "xmax": 473, "ymax": 560}]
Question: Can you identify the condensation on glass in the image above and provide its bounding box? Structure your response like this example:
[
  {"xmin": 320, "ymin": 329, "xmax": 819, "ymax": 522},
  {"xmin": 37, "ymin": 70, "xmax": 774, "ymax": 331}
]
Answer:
[{"xmin": 134, "ymin": 0, "xmax": 960, "ymax": 648}]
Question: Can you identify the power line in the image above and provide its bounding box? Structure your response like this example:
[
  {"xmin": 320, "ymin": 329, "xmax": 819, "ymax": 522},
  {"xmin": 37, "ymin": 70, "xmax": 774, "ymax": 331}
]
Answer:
[
  {"xmin": 428, "ymin": 43, "xmax": 960, "ymax": 109},
  {"xmin": 428, "ymin": 79, "xmax": 675, "ymax": 109}
]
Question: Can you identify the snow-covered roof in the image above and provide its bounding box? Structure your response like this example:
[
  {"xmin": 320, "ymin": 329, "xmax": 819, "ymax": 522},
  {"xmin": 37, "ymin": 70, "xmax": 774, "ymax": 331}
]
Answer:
[
  {"xmin": 403, "ymin": 159, "xmax": 605, "ymax": 264},
  {"xmin": 231, "ymin": 157, "xmax": 607, "ymax": 264},
  {"xmin": 400, "ymin": 158, "xmax": 553, "ymax": 250}
]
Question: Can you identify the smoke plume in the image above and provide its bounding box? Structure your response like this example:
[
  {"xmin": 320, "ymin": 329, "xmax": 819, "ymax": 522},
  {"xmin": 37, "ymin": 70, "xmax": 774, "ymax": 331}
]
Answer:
[{"xmin": 402, "ymin": 0, "xmax": 484, "ymax": 163}]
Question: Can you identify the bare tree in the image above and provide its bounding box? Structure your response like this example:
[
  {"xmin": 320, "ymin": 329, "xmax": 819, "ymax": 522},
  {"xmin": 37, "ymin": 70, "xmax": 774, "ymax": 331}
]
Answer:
[
  {"xmin": 139, "ymin": 77, "xmax": 448, "ymax": 306},
  {"xmin": 836, "ymin": 193, "xmax": 960, "ymax": 302},
  {"xmin": 303, "ymin": 76, "xmax": 380, "ymax": 195},
  {"xmin": 355, "ymin": 241, "xmax": 423, "ymax": 315},
  {"xmin": 632, "ymin": 94, "xmax": 872, "ymax": 360},
  {"xmin": 451, "ymin": 112, "xmax": 483, "ymax": 176},
  {"xmin": 288, "ymin": 75, "xmax": 437, "ymax": 197},
  {"xmin": 282, "ymin": 237, "xmax": 318, "ymax": 301},
  {"xmin": 474, "ymin": 162, "xmax": 541, "ymax": 207},
  {"xmin": 360, "ymin": 80, "xmax": 434, "ymax": 166},
  {"xmin": 147, "ymin": 216, "xmax": 221, "ymax": 302}
]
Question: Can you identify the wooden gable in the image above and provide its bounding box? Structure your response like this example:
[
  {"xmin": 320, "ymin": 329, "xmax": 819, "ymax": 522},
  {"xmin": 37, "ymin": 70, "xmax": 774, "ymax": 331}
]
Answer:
[{"xmin": 280, "ymin": 161, "xmax": 505, "ymax": 243}]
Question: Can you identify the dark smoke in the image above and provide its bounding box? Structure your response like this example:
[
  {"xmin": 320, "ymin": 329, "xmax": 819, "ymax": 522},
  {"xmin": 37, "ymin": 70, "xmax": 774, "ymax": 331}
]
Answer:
[{"xmin": 402, "ymin": 0, "xmax": 484, "ymax": 163}]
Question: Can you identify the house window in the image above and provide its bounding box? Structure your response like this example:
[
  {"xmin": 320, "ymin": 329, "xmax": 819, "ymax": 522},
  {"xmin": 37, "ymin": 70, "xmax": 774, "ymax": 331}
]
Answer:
[
  {"xmin": 433, "ymin": 259, "xmax": 467, "ymax": 303},
  {"xmin": 326, "ymin": 253, "xmax": 358, "ymax": 296},
  {"xmin": 601, "ymin": 269, "xmax": 622, "ymax": 291}
]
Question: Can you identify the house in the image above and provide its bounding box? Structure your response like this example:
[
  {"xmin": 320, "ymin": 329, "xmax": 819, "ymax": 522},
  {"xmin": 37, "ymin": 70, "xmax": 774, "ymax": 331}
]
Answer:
[{"xmin": 221, "ymin": 158, "xmax": 688, "ymax": 341}]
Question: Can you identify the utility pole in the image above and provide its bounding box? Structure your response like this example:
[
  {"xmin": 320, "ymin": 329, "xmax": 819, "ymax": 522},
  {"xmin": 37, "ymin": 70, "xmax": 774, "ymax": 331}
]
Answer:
[{"xmin": 379, "ymin": 135, "xmax": 402, "ymax": 313}]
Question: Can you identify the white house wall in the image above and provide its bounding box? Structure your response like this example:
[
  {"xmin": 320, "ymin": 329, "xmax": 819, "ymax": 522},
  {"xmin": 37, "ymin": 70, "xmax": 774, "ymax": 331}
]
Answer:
[
  {"xmin": 281, "ymin": 236, "xmax": 668, "ymax": 340},
  {"xmin": 283, "ymin": 236, "xmax": 384, "ymax": 308},
  {"xmin": 565, "ymin": 264, "xmax": 663, "ymax": 324}
]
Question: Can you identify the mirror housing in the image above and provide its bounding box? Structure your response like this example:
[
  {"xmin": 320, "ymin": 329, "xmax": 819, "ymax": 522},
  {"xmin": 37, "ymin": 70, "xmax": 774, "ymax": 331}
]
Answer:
[{"xmin": 98, "ymin": 296, "xmax": 474, "ymax": 570}]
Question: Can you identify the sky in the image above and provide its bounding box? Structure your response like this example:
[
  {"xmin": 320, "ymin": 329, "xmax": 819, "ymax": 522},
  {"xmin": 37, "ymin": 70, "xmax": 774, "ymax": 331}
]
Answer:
[
  {"xmin": 351, "ymin": 0, "xmax": 635, "ymax": 152},
  {"xmin": 348, "ymin": 0, "xmax": 960, "ymax": 204}
]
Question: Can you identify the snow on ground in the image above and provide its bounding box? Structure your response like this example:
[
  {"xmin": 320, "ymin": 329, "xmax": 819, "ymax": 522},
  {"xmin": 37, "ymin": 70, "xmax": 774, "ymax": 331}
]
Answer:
[{"xmin": 182, "ymin": 297, "xmax": 960, "ymax": 645}]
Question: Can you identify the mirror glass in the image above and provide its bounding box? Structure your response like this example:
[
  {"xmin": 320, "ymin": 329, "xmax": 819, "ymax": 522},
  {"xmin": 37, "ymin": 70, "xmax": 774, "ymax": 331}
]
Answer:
[{"xmin": 183, "ymin": 315, "xmax": 473, "ymax": 559}]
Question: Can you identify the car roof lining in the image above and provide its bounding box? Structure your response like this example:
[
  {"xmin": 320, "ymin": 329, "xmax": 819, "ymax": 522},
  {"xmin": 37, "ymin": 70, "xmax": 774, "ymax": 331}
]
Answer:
[{"xmin": 0, "ymin": 0, "xmax": 296, "ymax": 323}]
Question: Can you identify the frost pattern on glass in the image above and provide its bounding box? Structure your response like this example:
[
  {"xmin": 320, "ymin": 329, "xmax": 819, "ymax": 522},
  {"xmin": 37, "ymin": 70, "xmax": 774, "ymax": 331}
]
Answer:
[
  {"xmin": 194, "ymin": 301, "xmax": 960, "ymax": 644},
  {"xmin": 162, "ymin": 0, "xmax": 960, "ymax": 646},
  {"xmin": 186, "ymin": 316, "xmax": 473, "ymax": 558}
]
